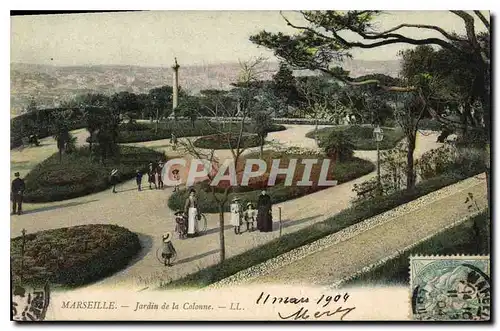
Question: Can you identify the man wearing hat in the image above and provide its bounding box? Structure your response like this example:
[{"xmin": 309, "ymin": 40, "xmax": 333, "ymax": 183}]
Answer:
[
  {"xmin": 110, "ymin": 169, "xmax": 119, "ymax": 193},
  {"xmin": 161, "ymin": 232, "xmax": 177, "ymax": 267},
  {"xmin": 11, "ymin": 172, "xmax": 25, "ymax": 215},
  {"xmin": 230, "ymin": 196, "xmax": 242, "ymax": 234}
]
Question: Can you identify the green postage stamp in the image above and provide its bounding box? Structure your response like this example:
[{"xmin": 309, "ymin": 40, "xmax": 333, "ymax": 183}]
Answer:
[{"xmin": 410, "ymin": 255, "xmax": 491, "ymax": 321}]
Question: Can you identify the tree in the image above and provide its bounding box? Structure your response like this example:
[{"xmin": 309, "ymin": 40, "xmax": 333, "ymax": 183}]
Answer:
[
  {"xmin": 178, "ymin": 96, "xmax": 200, "ymax": 128},
  {"xmin": 250, "ymin": 10, "xmax": 490, "ymax": 200},
  {"xmin": 272, "ymin": 62, "xmax": 300, "ymax": 108},
  {"xmin": 179, "ymin": 57, "xmax": 266, "ymax": 263},
  {"xmin": 82, "ymin": 107, "xmax": 105, "ymax": 154},
  {"xmin": 110, "ymin": 91, "xmax": 140, "ymax": 122},
  {"xmin": 50, "ymin": 110, "xmax": 73, "ymax": 162},
  {"xmin": 148, "ymin": 86, "xmax": 174, "ymax": 133}
]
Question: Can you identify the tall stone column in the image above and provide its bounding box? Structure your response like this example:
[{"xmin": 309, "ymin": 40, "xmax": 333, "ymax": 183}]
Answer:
[{"xmin": 172, "ymin": 58, "xmax": 180, "ymax": 118}]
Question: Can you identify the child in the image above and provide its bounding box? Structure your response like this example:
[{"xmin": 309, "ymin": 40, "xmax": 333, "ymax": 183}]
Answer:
[
  {"xmin": 174, "ymin": 210, "xmax": 187, "ymax": 239},
  {"xmin": 230, "ymin": 197, "xmax": 242, "ymax": 234},
  {"xmin": 135, "ymin": 169, "xmax": 143, "ymax": 191},
  {"xmin": 161, "ymin": 232, "xmax": 177, "ymax": 267},
  {"xmin": 244, "ymin": 202, "xmax": 257, "ymax": 232},
  {"xmin": 172, "ymin": 169, "xmax": 180, "ymax": 192}
]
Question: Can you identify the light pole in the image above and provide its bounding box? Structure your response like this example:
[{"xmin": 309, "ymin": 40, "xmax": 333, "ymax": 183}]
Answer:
[{"xmin": 373, "ymin": 125, "xmax": 384, "ymax": 195}]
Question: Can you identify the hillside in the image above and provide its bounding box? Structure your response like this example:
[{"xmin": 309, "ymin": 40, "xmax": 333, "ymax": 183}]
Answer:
[{"xmin": 10, "ymin": 59, "xmax": 401, "ymax": 117}]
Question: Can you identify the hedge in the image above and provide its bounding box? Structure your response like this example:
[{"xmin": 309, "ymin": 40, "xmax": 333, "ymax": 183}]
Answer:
[
  {"xmin": 11, "ymin": 107, "xmax": 86, "ymax": 149},
  {"xmin": 23, "ymin": 145, "xmax": 164, "ymax": 202},
  {"xmin": 163, "ymin": 171, "xmax": 478, "ymax": 289},
  {"xmin": 306, "ymin": 125, "xmax": 405, "ymax": 150},
  {"xmin": 117, "ymin": 120, "xmax": 286, "ymax": 143},
  {"xmin": 343, "ymin": 210, "xmax": 490, "ymax": 287},
  {"xmin": 193, "ymin": 133, "xmax": 261, "ymax": 150},
  {"xmin": 11, "ymin": 224, "xmax": 141, "ymax": 288}
]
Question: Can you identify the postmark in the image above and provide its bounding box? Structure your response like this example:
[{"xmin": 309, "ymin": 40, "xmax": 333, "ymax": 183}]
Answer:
[
  {"xmin": 410, "ymin": 255, "xmax": 490, "ymax": 321},
  {"xmin": 11, "ymin": 282, "xmax": 51, "ymax": 321}
]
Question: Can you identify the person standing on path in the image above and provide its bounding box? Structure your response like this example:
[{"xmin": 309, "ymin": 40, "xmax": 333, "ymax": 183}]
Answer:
[
  {"xmin": 230, "ymin": 197, "xmax": 242, "ymax": 234},
  {"xmin": 147, "ymin": 162, "xmax": 157, "ymax": 190},
  {"xmin": 183, "ymin": 188, "xmax": 199, "ymax": 238},
  {"xmin": 172, "ymin": 169, "xmax": 180, "ymax": 192},
  {"xmin": 11, "ymin": 172, "xmax": 25, "ymax": 215},
  {"xmin": 110, "ymin": 169, "xmax": 119, "ymax": 193},
  {"xmin": 161, "ymin": 232, "xmax": 177, "ymax": 267},
  {"xmin": 157, "ymin": 161, "xmax": 164, "ymax": 189},
  {"xmin": 135, "ymin": 169, "xmax": 143, "ymax": 191},
  {"xmin": 171, "ymin": 133, "xmax": 178, "ymax": 151},
  {"xmin": 256, "ymin": 190, "xmax": 273, "ymax": 232}
]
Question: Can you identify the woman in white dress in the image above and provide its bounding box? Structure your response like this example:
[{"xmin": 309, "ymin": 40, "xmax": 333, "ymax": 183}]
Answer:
[
  {"xmin": 183, "ymin": 188, "xmax": 199, "ymax": 237},
  {"xmin": 230, "ymin": 197, "xmax": 242, "ymax": 234}
]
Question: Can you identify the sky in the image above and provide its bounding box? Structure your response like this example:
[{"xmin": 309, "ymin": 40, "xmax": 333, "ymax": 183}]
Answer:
[{"xmin": 10, "ymin": 10, "xmax": 490, "ymax": 67}]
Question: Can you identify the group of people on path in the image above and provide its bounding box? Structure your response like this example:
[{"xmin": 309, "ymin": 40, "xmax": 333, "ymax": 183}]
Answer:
[
  {"xmin": 108, "ymin": 160, "xmax": 170, "ymax": 194},
  {"xmin": 230, "ymin": 190, "xmax": 273, "ymax": 234}
]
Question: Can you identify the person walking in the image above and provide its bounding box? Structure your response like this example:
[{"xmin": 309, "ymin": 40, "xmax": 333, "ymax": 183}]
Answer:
[
  {"xmin": 135, "ymin": 169, "xmax": 143, "ymax": 191},
  {"xmin": 147, "ymin": 162, "xmax": 157, "ymax": 190},
  {"xmin": 110, "ymin": 169, "xmax": 119, "ymax": 193},
  {"xmin": 256, "ymin": 190, "xmax": 273, "ymax": 232},
  {"xmin": 183, "ymin": 188, "xmax": 199, "ymax": 238},
  {"xmin": 11, "ymin": 172, "xmax": 25, "ymax": 215},
  {"xmin": 157, "ymin": 161, "xmax": 164, "ymax": 189},
  {"xmin": 171, "ymin": 133, "xmax": 178, "ymax": 151}
]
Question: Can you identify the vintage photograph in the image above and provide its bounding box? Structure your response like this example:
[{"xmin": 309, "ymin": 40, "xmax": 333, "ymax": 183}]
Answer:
[{"xmin": 10, "ymin": 10, "xmax": 491, "ymax": 321}]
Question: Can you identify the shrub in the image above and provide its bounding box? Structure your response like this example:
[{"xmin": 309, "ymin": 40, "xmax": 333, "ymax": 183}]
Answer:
[
  {"xmin": 11, "ymin": 224, "xmax": 141, "ymax": 287},
  {"xmin": 164, "ymin": 172, "xmax": 476, "ymax": 289},
  {"xmin": 193, "ymin": 133, "xmax": 261, "ymax": 150},
  {"xmin": 308, "ymin": 125, "xmax": 405, "ymax": 150},
  {"xmin": 23, "ymin": 146, "xmax": 164, "ymax": 202},
  {"xmin": 318, "ymin": 131, "xmax": 354, "ymax": 161},
  {"xmin": 417, "ymin": 145, "xmax": 486, "ymax": 180}
]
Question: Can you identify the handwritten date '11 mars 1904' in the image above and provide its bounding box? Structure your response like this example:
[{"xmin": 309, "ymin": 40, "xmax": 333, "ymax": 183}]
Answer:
[{"xmin": 256, "ymin": 292, "xmax": 356, "ymax": 321}]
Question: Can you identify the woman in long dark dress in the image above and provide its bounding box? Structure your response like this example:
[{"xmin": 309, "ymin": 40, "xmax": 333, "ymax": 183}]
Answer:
[{"xmin": 256, "ymin": 190, "xmax": 273, "ymax": 232}]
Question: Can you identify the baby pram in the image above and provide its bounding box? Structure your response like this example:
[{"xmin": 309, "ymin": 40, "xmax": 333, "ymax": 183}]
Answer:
[{"xmin": 174, "ymin": 211, "xmax": 188, "ymax": 239}]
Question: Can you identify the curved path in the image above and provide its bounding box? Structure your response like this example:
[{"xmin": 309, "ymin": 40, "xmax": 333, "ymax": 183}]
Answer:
[{"xmin": 10, "ymin": 125, "xmax": 442, "ymax": 291}]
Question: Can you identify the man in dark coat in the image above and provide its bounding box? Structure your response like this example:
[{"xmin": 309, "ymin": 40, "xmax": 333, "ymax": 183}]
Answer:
[
  {"xmin": 256, "ymin": 190, "xmax": 273, "ymax": 232},
  {"xmin": 11, "ymin": 172, "xmax": 25, "ymax": 215}
]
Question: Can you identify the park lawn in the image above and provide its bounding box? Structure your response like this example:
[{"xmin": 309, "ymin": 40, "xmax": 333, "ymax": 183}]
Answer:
[
  {"xmin": 306, "ymin": 125, "xmax": 405, "ymax": 150},
  {"xmin": 343, "ymin": 210, "xmax": 490, "ymax": 287},
  {"xmin": 11, "ymin": 224, "xmax": 141, "ymax": 288},
  {"xmin": 23, "ymin": 145, "xmax": 165, "ymax": 203}
]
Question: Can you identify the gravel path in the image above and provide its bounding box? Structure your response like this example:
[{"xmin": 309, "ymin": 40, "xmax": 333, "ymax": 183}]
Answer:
[{"xmin": 10, "ymin": 125, "xmax": 443, "ymax": 290}]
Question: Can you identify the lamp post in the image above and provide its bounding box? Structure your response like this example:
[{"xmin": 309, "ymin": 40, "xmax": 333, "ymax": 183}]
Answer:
[{"xmin": 373, "ymin": 125, "xmax": 384, "ymax": 194}]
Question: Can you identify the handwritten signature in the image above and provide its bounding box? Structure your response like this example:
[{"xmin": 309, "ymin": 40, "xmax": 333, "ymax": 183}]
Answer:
[{"xmin": 278, "ymin": 306, "xmax": 356, "ymax": 321}]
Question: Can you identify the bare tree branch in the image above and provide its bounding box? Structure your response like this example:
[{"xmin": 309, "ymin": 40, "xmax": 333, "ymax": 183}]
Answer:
[{"xmin": 474, "ymin": 10, "xmax": 490, "ymax": 30}]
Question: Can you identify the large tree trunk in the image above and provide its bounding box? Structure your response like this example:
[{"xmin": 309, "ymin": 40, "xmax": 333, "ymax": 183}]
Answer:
[
  {"xmin": 218, "ymin": 205, "xmax": 226, "ymax": 262},
  {"xmin": 406, "ymin": 131, "xmax": 417, "ymax": 190}
]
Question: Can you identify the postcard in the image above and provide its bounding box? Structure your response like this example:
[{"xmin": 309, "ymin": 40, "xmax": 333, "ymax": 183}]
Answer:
[{"xmin": 10, "ymin": 10, "xmax": 491, "ymax": 322}]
